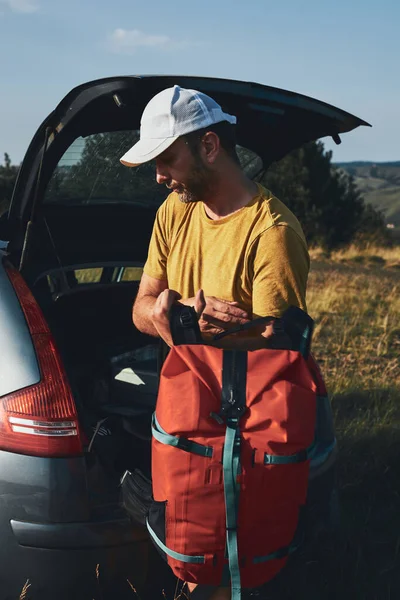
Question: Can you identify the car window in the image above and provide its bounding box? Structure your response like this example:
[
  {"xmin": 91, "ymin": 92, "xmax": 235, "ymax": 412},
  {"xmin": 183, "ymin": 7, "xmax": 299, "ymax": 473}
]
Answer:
[
  {"xmin": 121, "ymin": 267, "xmax": 143, "ymax": 281},
  {"xmin": 44, "ymin": 131, "xmax": 263, "ymax": 207},
  {"xmin": 43, "ymin": 264, "xmax": 144, "ymax": 294},
  {"xmin": 74, "ymin": 268, "xmax": 103, "ymax": 284},
  {"xmin": 44, "ymin": 131, "xmax": 165, "ymax": 208}
]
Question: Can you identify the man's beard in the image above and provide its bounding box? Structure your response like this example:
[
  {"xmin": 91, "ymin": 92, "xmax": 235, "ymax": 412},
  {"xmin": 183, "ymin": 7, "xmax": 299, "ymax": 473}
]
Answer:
[{"xmin": 171, "ymin": 160, "xmax": 217, "ymax": 204}]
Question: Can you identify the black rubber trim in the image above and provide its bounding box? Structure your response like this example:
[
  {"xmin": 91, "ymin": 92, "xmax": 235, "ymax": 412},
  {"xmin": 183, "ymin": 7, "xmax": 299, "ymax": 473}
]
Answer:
[
  {"xmin": 148, "ymin": 500, "xmax": 167, "ymax": 562},
  {"xmin": 10, "ymin": 516, "xmax": 148, "ymax": 549},
  {"xmin": 122, "ymin": 469, "xmax": 153, "ymax": 526}
]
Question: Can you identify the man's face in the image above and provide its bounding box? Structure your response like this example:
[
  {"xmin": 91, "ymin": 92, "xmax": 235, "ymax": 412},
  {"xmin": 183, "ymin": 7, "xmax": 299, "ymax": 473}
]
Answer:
[{"xmin": 155, "ymin": 137, "xmax": 216, "ymax": 203}]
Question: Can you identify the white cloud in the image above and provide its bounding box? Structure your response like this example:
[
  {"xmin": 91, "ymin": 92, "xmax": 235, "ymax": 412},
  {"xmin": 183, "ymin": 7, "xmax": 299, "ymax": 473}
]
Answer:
[
  {"xmin": 107, "ymin": 28, "xmax": 194, "ymax": 54},
  {"xmin": 0, "ymin": 0, "xmax": 39, "ymax": 13}
]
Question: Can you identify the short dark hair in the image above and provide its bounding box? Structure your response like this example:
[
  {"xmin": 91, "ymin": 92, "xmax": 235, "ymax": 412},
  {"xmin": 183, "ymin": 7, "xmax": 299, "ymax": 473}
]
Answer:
[{"xmin": 183, "ymin": 121, "xmax": 240, "ymax": 165}]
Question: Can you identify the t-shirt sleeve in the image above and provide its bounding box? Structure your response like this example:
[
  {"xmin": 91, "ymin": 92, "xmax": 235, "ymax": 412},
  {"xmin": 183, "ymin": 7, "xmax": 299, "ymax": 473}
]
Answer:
[
  {"xmin": 143, "ymin": 201, "xmax": 170, "ymax": 281},
  {"xmin": 250, "ymin": 225, "xmax": 310, "ymax": 318}
]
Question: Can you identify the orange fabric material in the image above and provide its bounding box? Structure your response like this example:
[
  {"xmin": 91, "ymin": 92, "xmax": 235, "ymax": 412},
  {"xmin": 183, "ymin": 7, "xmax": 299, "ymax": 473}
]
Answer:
[{"xmin": 152, "ymin": 346, "xmax": 319, "ymax": 588}]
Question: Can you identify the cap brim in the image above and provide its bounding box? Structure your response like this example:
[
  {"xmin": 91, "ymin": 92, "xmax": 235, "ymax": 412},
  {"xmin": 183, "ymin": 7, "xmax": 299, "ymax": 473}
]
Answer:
[{"xmin": 120, "ymin": 136, "xmax": 179, "ymax": 167}]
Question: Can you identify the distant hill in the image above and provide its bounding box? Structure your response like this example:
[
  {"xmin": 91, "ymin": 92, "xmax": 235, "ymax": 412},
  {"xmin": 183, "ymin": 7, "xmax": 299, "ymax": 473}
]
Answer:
[
  {"xmin": 335, "ymin": 162, "xmax": 400, "ymax": 227},
  {"xmin": 336, "ymin": 161, "xmax": 400, "ymax": 170}
]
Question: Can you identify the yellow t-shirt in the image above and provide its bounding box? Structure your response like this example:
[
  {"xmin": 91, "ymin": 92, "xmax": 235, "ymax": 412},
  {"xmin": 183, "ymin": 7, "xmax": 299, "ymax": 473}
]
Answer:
[{"xmin": 143, "ymin": 184, "xmax": 309, "ymax": 318}]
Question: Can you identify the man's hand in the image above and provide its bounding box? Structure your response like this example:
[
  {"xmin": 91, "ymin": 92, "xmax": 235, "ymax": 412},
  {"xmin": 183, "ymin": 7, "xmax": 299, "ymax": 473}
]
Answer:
[
  {"xmin": 197, "ymin": 296, "xmax": 251, "ymax": 337},
  {"xmin": 152, "ymin": 289, "xmax": 182, "ymax": 347},
  {"xmin": 152, "ymin": 289, "xmax": 250, "ymax": 346},
  {"xmin": 152, "ymin": 289, "xmax": 206, "ymax": 347}
]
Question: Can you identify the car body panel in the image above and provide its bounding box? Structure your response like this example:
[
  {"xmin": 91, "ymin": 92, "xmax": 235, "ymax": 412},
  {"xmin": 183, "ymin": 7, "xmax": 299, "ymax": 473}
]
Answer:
[
  {"xmin": 0, "ymin": 449, "xmax": 165, "ymax": 599},
  {"xmin": 0, "ymin": 253, "xmax": 40, "ymax": 396},
  {"xmin": 0, "ymin": 450, "xmax": 90, "ymax": 522},
  {"xmin": 11, "ymin": 515, "xmax": 148, "ymax": 549}
]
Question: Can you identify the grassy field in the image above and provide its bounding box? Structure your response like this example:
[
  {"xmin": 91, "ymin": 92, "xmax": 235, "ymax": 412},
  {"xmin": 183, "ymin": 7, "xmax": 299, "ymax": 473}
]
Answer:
[
  {"xmin": 255, "ymin": 245, "xmax": 400, "ymax": 600},
  {"xmin": 337, "ymin": 162, "xmax": 400, "ymax": 227},
  {"xmin": 362, "ymin": 186, "xmax": 400, "ymax": 227}
]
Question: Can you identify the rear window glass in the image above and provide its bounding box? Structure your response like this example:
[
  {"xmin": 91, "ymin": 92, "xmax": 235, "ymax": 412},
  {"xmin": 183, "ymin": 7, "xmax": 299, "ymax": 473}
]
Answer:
[
  {"xmin": 44, "ymin": 131, "xmax": 164, "ymax": 208},
  {"xmin": 44, "ymin": 264, "xmax": 144, "ymax": 294},
  {"xmin": 121, "ymin": 266, "xmax": 143, "ymax": 281},
  {"xmin": 44, "ymin": 131, "xmax": 262, "ymax": 208},
  {"xmin": 74, "ymin": 268, "xmax": 103, "ymax": 284}
]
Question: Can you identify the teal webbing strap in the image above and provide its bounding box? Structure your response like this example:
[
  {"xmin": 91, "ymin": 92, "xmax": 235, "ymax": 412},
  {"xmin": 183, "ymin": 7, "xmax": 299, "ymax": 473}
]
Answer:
[
  {"xmin": 219, "ymin": 350, "xmax": 247, "ymax": 600},
  {"xmin": 151, "ymin": 414, "xmax": 213, "ymax": 458},
  {"xmin": 146, "ymin": 519, "xmax": 205, "ymax": 564},
  {"xmin": 223, "ymin": 422, "xmax": 241, "ymax": 600},
  {"xmin": 264, "ymin": 439, "xmax": 337, "ymax": 467},
  {"xmin": 263, "ymin": 442, "xmax": 316, "ymax": 465},
  {"xmin": 299, "ymin": 325, "xmax": 310, "ymax": 357},
  {"xmin": 253, "ymin": 502, "xmax": 308, "ymax": 565},
  {"xmin": 309, "ymin": 439, "xmax": 337, "ymax": 469},
  {"xmin": 253, "ymin": 541, "xmax": 299, "ymax": 564}
]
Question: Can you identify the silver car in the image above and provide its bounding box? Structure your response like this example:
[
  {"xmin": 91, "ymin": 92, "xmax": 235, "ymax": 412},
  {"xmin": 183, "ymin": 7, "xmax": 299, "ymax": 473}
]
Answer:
[{"xmin": 0, "ymin": 75, "xmax": 368, "ymax": 599}]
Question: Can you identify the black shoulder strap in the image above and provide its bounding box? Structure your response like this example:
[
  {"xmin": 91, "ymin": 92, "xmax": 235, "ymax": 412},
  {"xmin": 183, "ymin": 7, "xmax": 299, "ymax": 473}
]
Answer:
[
  {"xmin": 169, "ymin": 303, "xmax": 202, "ymax": 345},
  {"xmin": 214, "ymin": 305, "xmax": 314, "ymax": 358},
  {"xmin": 167, "ymin": 303, "xmax": 314, "ymax": 358}
]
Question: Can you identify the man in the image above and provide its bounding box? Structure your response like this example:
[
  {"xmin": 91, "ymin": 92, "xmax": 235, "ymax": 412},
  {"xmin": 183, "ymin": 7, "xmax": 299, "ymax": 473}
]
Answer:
[{"xmin": 120, "ymin": 85, "xmax": 309, "ymax": 599}]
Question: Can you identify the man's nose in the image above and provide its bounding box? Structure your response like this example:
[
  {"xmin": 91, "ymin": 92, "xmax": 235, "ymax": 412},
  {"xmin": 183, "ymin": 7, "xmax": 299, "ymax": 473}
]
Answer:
[{"xmin": 155, "ymin": 160, "xmax": 169, "ymax": 185}]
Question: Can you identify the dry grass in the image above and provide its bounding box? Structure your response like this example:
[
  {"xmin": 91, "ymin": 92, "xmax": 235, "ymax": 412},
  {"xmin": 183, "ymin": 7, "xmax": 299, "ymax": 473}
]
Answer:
[
  {"xmin": 257, "ymin": 246, "xmax": 400, "ymax": 599},
  {"xmin": 18, "ymin": 580, "xmax": 31, "ymax": 600},
  {"xmin": 308, "ymin": 264, "xmax": 400, "ymax": 402},
  {"xmin": 309, "ymin": 243, "xmax": 400, "ymax": 270}
]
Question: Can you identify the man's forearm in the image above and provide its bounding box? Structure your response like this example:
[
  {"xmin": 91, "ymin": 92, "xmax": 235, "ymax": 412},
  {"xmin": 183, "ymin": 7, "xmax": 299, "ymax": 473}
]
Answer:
[
  {"xmin": 132, "ymin": 295, "xmax": 283, "ymax": 351},
  {"xmin": 132, "ymin": 295, "xmax": 160, "ymax": 337},
  {"xmin": 133, "ymin": 293, "xmax": 195, "ymax": 339}
]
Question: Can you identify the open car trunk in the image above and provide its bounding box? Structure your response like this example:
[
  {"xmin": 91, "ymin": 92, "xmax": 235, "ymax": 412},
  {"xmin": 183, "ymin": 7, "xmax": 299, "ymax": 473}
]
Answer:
[
  {"xmin": 2, "ymin": 75, "xmax": 370, "ymax": 266},
  {"xmin": 36, "ymin": 273, "xmax": 160, "ymax": 482},
  {"xmin": 0, "ymin": 74, "xmax": 363, "ymax": 522}
]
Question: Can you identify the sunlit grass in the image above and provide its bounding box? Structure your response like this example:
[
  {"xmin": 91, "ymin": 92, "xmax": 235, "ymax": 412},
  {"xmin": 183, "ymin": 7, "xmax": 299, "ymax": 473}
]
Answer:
[
  {"xmin": 308, "ymin": 259, "xmax": 400, "ymax": 400},
  {"xmin": 309, "ymin": 243, "xmax": 400, "ymax": 269},
  {"xmin": 247, "ymin": 247, "xmax": 400, "ymax": 599}
]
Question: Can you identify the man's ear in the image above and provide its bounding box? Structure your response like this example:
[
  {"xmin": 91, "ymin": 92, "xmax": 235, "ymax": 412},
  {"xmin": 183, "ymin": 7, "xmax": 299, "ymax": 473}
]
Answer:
[{"xmin": 201, "ymin": 132, "xmax": 220, "ymax": 164}]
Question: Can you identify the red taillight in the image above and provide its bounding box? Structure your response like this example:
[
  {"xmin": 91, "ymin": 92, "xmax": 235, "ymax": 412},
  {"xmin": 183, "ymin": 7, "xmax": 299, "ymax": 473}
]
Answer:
[{"xmin": 1, "ymin": 264, "xmax": 83, "ymax": 457}]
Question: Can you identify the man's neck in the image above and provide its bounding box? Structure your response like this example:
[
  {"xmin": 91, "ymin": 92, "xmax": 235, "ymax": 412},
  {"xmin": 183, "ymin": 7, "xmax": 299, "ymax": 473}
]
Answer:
[{"xmin": 202, "ymin": 172, "xmax": 259, "ymax": 221}]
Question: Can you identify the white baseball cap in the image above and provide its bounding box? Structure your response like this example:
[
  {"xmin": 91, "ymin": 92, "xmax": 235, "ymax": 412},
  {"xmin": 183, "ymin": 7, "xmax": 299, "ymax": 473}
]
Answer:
[{"xmin": 120, "ymin": 85, "xmax": 237, "ymax": 167}]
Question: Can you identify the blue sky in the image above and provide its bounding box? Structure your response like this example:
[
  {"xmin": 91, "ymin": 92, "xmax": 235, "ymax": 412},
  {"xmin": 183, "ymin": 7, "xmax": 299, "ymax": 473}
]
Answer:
[{"xmin": 1, "ymin": 0, "xmax": 398, "ymax": 165}]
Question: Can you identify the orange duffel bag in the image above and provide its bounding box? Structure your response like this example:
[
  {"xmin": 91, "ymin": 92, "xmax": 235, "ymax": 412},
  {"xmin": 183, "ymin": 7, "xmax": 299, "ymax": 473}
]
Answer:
[{"xmin": 147, "ymin": 306, "xmax": 328, "ymax": 598}]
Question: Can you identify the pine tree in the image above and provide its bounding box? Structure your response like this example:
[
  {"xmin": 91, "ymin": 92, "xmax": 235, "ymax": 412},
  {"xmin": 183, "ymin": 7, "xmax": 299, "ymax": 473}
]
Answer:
[
  {"xmin": 0, "ymin": 154, "xmax": 19, "ymax": 217},
  {"xmin": 262, "ymin": 142, "xmax": 387, "ymax": 249}
]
